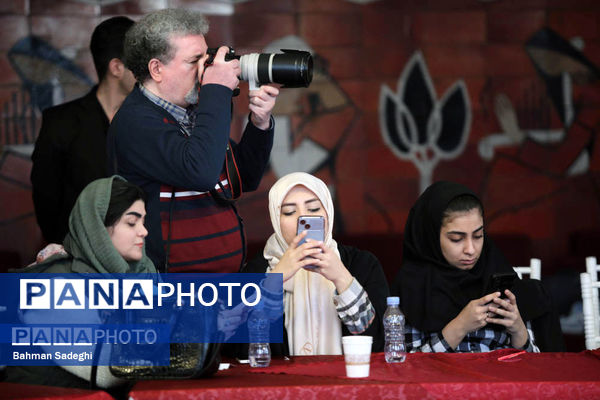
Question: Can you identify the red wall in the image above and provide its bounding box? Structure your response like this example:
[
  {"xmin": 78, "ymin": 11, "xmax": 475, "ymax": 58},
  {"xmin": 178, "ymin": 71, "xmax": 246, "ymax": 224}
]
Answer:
[{"xmin": 1, "ymin": 0, "xmax": 599, "ymax": 275}]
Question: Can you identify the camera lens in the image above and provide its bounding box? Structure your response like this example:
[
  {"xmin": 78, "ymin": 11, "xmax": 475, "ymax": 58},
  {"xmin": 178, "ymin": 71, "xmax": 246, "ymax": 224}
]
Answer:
[
  {"xmin": 305, "ymin": 224, "xmax": 311, "ymax": 229},
  {"xmin": 300, "ymin": 219, "xmax": 305, "ymax": 225},
  {"xmin": 240, "ymin": 50, "xmax": 313, "ymax": 89},
  {"xmin": 268, "ymin": 51, "xmax": 313, "ymax": 88}
]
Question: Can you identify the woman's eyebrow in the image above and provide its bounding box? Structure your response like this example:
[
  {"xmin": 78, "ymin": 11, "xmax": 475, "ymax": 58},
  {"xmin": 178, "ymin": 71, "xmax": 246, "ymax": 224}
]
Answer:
[
  {"xmin": 446, "ymin": 225, "xmax": 484, "ymax": 235},
  {"xmin": 281, "ymin": 202, "xmax": 297, "ymax": 208},
  {"xmin": 446, "ymin": 231, "xmax": 466, "ymax": 236},
  {"xmin": 125, "ymin": 212, "xmax": 143, "ymax": 218},
  {"xmin": 305, "ymin": 198, "xmax": 319, "ymax": 205}
]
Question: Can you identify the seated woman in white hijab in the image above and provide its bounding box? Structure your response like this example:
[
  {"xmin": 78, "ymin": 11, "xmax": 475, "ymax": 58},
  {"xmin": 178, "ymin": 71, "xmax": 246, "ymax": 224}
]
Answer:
[{"xmin": 243, "ymin": 172, "xmax": 389, "ymax": 356}]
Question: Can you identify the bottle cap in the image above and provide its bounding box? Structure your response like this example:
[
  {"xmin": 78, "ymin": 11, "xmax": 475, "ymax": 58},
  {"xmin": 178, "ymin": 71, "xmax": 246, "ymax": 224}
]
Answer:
[{"xmin": 386, "ymin": 296, "xmax": 399, "ymax": 306}]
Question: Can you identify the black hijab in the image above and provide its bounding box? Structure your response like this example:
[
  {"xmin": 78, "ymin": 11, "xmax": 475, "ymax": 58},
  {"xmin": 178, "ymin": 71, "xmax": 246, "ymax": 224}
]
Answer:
[{"xmin": 395, "ymin": 181, "xmax": 539, "ymax": 333}]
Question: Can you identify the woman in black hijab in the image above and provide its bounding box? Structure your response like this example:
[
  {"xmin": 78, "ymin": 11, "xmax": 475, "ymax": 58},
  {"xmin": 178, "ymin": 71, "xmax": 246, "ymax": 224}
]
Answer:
[{"xmin": 393, "ymin": 181, "xmax": 553, "ymax": 353}]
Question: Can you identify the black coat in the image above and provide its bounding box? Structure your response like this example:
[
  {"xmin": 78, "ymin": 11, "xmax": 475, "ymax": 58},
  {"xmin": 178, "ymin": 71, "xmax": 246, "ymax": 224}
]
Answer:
[{"xmin": 31, "ymin": 86, "xmax": 109, "ymax": 243}]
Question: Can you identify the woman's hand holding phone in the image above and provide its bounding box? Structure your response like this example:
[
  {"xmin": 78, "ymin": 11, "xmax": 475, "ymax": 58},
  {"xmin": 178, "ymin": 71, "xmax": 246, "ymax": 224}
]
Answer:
[
  {"xmin": 304, "ymin": 241, "xmax": 353, "ymax": 293},
  {"xmin": 456, "ymin": 292, "xmax": 499, "ymax": 333},
  {"xmin": 484, "ymin": 273, "xmax": 517, "ymax": 318},
  {"xmin": 442, "ymin": 292, "xmax": 499, "ymax": 349},
  {"xmin": 271, "ymin": 231, "xmax": 323, "ymax": 282},
  {"xmin": 486, "ymin": 289, "xmax": 529, "ymax": 348}
]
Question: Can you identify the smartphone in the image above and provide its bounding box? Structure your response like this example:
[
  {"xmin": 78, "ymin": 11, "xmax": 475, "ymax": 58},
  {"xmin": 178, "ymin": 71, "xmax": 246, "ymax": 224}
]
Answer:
[
  {"xmin": 486, "ymin": 272, "xmax": 517, "ymax": 321},
  {"xmin": 296, "ymin": 216, "xmax": 324, "ymax": 269},
  {"xmin": 297, "ymin": 215, "xmax": 324, "ymax": 244},
  {"xmin": 488, "ymin": 273, "xmax": 517, "ymax": 299}
]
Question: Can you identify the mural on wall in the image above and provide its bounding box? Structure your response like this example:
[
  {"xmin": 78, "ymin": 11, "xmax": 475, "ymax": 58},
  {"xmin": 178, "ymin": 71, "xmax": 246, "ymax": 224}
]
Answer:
[
  {"xmin": 0, "ymin": 35, "xmax": 93, "ymax": 267},
  {"xmin": 379, "ymin": 51, "xmax": 471, "ymax": 193},
  {"xmin": 4, "ymin": 36, "xmax": 93, "ymax": 149},
  {"xmin": 266, "ymin": 36, "xmax": 330, "ymax": 178},
  {"xmin": 267, "ymin": 36, "xmax": 359, "ymax": 187},
  {"xmin": 478, "ymin": 28, "xmax": 598, "ymax": 172},
  {"xmin": 74, "ymin": 0, "xmax": 125, "ymax": 4},
  {"xmin": 237, "ymin": 34, "xmax": 361, "ymax": 237},
  {"xmin": 1, "ymin": 2, "xmax": 599, "ymax": 272},
  {"xmin": 477, "ymin": 28, "xmax": 600, "ymax": 229}
]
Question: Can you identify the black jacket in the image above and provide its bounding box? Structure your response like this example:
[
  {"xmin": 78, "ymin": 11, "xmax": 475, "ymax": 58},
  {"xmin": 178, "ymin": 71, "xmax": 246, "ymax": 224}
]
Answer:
[{"xmin": 31, "ymin": 86, "xmax": 109, "ymax": 243}]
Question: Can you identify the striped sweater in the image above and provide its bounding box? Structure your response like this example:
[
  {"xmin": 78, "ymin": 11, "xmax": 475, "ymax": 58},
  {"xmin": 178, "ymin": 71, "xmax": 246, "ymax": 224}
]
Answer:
[{"xmin": 107, "ymin": 84, "xmax": 273, "ymax": 272}]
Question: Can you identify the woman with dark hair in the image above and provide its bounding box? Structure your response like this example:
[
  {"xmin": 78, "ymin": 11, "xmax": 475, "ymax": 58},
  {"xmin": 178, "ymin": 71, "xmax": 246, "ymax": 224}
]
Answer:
[
  {"xmin": 6, "ymin": 176, "xmax": 157, "ymax": 393},
  {"xmin": 393, "ymin": 181, "xmax": 563, "ymax": 353},
  {"xmin": 30, "ymin": 176, "xmax": 155, "ymax": 272}
]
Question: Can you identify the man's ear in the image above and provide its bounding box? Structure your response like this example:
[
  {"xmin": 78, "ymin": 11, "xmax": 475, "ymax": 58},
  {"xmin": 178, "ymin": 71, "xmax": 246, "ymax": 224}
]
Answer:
[
  {"xmin": 107, "ymin": 58, "xmax": 125, "ymax": 78},
  {"xmin": 148, "ymin": 58, "xmax": 162, "ymax": 83}
]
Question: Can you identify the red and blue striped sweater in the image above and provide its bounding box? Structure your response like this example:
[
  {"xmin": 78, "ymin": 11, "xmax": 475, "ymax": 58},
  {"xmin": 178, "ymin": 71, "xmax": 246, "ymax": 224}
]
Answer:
[{"xmin": 107, "ymin": 84, "xmax": 273, "ymax": 273}]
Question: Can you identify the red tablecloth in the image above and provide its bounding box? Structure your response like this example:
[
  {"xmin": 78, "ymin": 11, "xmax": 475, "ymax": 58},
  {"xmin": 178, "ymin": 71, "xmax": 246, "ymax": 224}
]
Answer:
[
  {"xmin": 0, "ymin": 382, "xmax": 113, "ymax": 400},
  {"xmin": 128, "ymin": 350, "xmax": 600, "ymax": 400}
]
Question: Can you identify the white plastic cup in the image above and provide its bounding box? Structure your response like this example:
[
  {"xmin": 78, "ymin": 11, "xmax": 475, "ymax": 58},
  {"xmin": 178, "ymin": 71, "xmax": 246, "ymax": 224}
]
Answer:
[{"xmin": 341, "ymin": 335, "xmax": 373, "ymax": 378}]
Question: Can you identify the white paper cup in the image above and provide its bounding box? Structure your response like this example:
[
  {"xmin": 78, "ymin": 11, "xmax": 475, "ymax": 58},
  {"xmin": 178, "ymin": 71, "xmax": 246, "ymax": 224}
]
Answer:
[{"xmin": 342, "ymin": 335, "xmax": 372, "ymax": 378}]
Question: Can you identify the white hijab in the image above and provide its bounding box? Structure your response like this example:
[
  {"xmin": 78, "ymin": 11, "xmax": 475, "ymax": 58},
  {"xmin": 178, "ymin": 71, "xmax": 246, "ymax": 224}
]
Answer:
[{"xmin": 263, "ymin": 172, "xmax": 342, "ymax": 355}]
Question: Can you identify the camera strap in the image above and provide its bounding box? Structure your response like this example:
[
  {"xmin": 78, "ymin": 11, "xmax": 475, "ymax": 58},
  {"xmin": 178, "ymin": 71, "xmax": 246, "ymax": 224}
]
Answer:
[
  {"xmin": 225, "ymin": 143, "xmax": 242, "ymax": 200},
  {"xmin": 209, "ymin": 143, "xmax": 242, "ymax": 205}
]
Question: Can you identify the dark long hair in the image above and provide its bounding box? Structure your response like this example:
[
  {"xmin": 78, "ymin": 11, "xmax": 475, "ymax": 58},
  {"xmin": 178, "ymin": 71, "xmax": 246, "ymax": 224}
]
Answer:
[
  {"xmin": 442, "ymin": 194, "xmax": 484, "ymax": 226},
  {"xmin": 104, "ymin": 179, "xmax": 146, "ymax": 227}
]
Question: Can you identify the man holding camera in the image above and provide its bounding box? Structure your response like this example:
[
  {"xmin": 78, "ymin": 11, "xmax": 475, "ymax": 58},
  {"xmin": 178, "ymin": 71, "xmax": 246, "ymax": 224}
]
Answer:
[{"xmin": 107, "ymin": 8, "xmax": 279, "ymax": 273}]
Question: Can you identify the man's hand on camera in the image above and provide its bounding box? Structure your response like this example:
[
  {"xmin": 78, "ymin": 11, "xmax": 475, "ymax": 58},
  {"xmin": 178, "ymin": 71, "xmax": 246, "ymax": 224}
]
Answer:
[
  {"xmin": 202, "ymin": 46, "xmax": 240, "ymax": 91},
  {"xmin": 249, "ymin": 85, "xmax": 280, "ymax": 130}
]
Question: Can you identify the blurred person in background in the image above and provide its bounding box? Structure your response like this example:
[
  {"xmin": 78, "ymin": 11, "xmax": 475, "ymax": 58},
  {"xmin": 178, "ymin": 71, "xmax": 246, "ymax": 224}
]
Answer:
[{"xmin": 31, "ymin": 16, "xmax": 136, "ymax": 244}]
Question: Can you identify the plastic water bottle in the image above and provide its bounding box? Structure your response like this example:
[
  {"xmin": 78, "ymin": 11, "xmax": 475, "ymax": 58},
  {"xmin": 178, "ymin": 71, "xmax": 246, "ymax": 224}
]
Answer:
[
  {"xmin": 248, "ymin": 343, "xmax": 271, "ymax": 367},
  {"xmin": 248, "ymin": 308, "xmax": 271, "ymax": 367},
  {"xmin": 383, "ymin": 296, "xmax": 406, "ymax": 363}
]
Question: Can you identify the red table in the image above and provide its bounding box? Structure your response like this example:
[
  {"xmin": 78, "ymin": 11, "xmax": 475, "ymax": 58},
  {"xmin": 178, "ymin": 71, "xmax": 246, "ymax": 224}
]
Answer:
[
  {"xmin": 128, "ymin": 350, "xmax": 600, "ymax": 399},
  {"xmin": 0, "ymin": 382, "xmax": 113, "ymax": 400}
]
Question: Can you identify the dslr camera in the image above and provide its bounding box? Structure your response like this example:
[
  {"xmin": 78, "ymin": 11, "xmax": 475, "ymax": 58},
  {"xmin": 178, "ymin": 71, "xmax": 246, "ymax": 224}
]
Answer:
[{"xmin": 206, "ymin": 47, "xmax": 313, "ymax": 91}]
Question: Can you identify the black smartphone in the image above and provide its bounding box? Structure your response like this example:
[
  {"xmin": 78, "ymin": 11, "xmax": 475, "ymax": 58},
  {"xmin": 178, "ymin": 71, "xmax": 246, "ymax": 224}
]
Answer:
[
  {"xmin": 488, "ymin": 273, "xmax": 517, "ymax": 299},
  {"xmin": 296, "ymin": 216, "xmax": 324, "ymax": 269}
]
